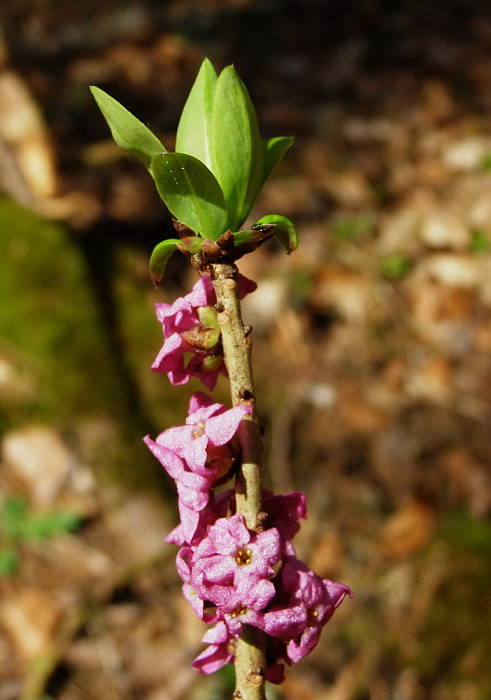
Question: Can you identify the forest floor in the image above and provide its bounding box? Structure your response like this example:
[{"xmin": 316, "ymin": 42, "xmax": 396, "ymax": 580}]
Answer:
[{"xmin": 1, "ymin": 2, "xmax": 491, "ymax": 699}]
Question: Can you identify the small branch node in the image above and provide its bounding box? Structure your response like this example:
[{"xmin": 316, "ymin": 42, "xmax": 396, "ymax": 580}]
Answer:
[
  {"xmin": 225, "ymin": 277, "xmax": 237, "ymax": 289},
  {"xmin": 254, "ymin": 511, "xmax": 268, "ymax": 533},
  {"xmin": 246, "ymin": 668, "xmax": 264, "ymax": 686},
  {"xmin": 239, "ymin": 388, "xmax": 254, "ymax": 400}
]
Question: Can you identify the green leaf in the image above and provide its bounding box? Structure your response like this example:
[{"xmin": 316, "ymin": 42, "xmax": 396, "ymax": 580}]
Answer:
[
  {"xmin": 254, "ymin": 214, "xmax": 298, "ymax": 253},
  {"xmin": 261, "ymin": 136, "xmax": 293, "ymax": 186},
  {"xmin": 176, "ymin": 58, "xmax": 217, "ymax": 171},
  {"xmin": 90, "ymin": 86, "xmax": 165, "ymax": 167},
  {"xmin": 151, "ymin": 152, "xmax": 228, "ymax": 239},
  {"xmin": 211, "ymin": 65, "xmax": 263, "ymax": 230},
  {"xmin": 3, "ymin": 497, "xmax": 28, "ymax": 539},
  {"xmin": 21, "ymin": 510, "xmax": 82, "ymax": 540},
  {"xmin": 0, "ymin": 548, "xmax": 19, "ymax": 576},
  {"xmin": 149, "ymin": 239, "xmax": 180, "ymax": 285}
]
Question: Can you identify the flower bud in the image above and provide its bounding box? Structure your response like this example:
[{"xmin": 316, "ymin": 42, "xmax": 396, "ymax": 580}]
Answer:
[
  {"xmin": 197, "ymin": 306, "xmax": 220, "ymax": 332},
  {"xmin": 181, "ymin": 327, "xmax": 220, "ymax": 350},
  {"xmin": 200, "ymin": 355, "xmax": 224, "ymax": 372}
]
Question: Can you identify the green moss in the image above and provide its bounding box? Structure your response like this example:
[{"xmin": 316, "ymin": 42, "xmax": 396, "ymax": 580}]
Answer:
[
  {"xmin": 0, "ymin": 198, "xmax": 125, "ymax": 423},
  {"xmin": 0, "ymin": 198, "xmax": 168, "ymax": 490}
]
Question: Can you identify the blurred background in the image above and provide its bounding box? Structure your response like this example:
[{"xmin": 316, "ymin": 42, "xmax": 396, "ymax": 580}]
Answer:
[{"xmin": 1, "ymin": 1, "xmax": 491, "ymax": 698}]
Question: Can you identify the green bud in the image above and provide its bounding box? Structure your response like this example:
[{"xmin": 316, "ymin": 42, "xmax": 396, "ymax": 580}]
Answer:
[
  {"xmin": 197, "ymin": 306, "xmax": 220, "ymax": 332},
  {"xmin": 181, "ymin": 327, "xmax": 220, "ymax": 350},
  {"xmin": 200, "ymin": 354, "xmax": 224, "ymax": 372}
]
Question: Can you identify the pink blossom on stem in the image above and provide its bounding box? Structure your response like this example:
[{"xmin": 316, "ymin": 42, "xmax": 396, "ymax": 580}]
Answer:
[
  {"xmin": 166, "ymin": 490, "xmax": 233, "ymax": 547},
  {"xmin": 152, "ymin": 275, "xmax": 256, "ymax": 389},
  {"xmin": 262, "ymin": 490, "xmax": 307, "ymax": 556},
  {"xmin": 144, "ymin": 395, "xmax": 248, "ymax": 542},
  {"xmin": 190, "ymin": 514, "xmax": 281, "ymax": 614},
  {"xmin": 175, "ymin": 547, "xmax": 218, "ymax": 623},
  {"xmin": 192, "ymin": 621, "xmax": 236, "ymax": 674},
  {"xmin": 142, "ymin": 439, "xmax": 212, "ymax": 514},
  {"xmin": 192, "ymin": 620, "xmax": 286, "ymax": 684},
  {"xmin": 258, "ymin": 556, "xmax": 352, "ymax": 663},
  {"xmin": 157, "ymin": 392, "xmax": 250, "ymax": 477}
]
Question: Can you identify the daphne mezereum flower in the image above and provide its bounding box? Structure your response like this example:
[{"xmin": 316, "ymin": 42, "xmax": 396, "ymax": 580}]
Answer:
[
  {"xmin": 155, "ymin": 391, "xmax": 250, "ymax": 477},
  {"xmin": 190, "ymin": 514, "xmax": 281, "ymax": 614},
  {"xmin": 152, "ymin": 275, "xmax": 256, "ymax": 389},
  {"xmin": 258, "ymin": 556, "xmax": 352, "ymax": 663}
]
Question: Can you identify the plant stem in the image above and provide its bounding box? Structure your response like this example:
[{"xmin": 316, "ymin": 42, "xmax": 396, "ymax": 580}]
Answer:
[{"xmin": 211, "ymin": 262, "xmax": 267, "ymax": 700}]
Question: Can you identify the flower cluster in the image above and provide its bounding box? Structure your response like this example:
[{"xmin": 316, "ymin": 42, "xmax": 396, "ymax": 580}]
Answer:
[
  {"xmin": 145, "ymin": 387, "xmax": 352, "ymax": 683},
  {"xmin": 152, "ymin": 274, "xmax": 256, "ymax": 389}
]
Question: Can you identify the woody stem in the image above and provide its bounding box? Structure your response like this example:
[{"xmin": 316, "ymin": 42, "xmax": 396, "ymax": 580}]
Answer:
[{"xmin": 211, "ymin": 262, "xmax": 267, "ymax": 700}]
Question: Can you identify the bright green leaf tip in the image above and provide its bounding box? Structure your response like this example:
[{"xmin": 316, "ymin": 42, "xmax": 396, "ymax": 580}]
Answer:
[
  {"xmin": 254, "ymin": 214, "xmax": 298, "ymax": 253},
  {"xmin": 210, "ymin": 63, "xmax": 263, "ymax": 230},
  {"xmin": 149, "ymin": 239, "xmax": 180, "ymax": 285},
  {"xmin": 89, "ymin": 85, "xmax": 166, "ymax": 167}
]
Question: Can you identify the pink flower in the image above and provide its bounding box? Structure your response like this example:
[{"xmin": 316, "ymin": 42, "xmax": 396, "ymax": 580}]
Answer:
[
  {"xmin": 192, "ymin": 621, "xmax": 236, "ymax": 674},
  {"xmin": 166, "ymin": 490, "xmax": 233, "ymax": 547},
  {"xmin": 157, "ymin": 392, "xmax": 250, "ymax": 477},
  {"xmin": 143, "ymin": 439, "xmax": 213, "ymax": 512},
  {"xmin": 192, "ymin": 621, "xmax": 286, "ymax": 684},
  {"xmin": 258, "ymin": 557, "xmax": 352, "ymax": 663},
  {"xmin": 261, "ymin": 490, "xmax": 307, "ymax": 556},
  {"xmin": 175, "ymin": 547, "xmax": 218, "ymax": 623},
  {"xmin": 152, "ymin": 274, "xmax": 256, "ymax": 388},
  {"xmin": 144, "ymin": 395, "xmax": 249, "ymax": 542},
  {"xmin": 190, "ymin": 514, "xmax": 281, "ymax": 615}
]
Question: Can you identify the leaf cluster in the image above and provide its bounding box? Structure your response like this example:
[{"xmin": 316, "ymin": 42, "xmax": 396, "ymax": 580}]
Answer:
[{"xmin": 90, "ymin": 59, "xmax": 298, "ymax": 283}]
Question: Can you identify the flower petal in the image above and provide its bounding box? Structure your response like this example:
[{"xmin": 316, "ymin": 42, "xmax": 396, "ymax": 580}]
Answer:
[
  {"xmin": 192, "ymin": 643, "xmax": 232, "ymax": 675},
  {"xmin": 207, "ymin": 514, "xmax": 250, "ymax": 555},
  {"xmin": 205, "ymin": 405, "xmax": 250, "ymax": 446},
  {"xmin": 286, "ymin": 625, "xmax": 321, "ymax": 663},
  {"xmin": 143, "ymin": 437, "xmax": 185, "ymax": 480},
  {"xmin": 202, "ymin": 621, "xmax": 229, "ymax": 645},
  {"xmin": 187, "ymin": 392, "xmax": 222, "ymax": 420},
  {"xmin": 151, "ymin": 333, "xmax": 186, "ymax": 372},
  {"xmin": 187, "ymin": 276, "xmax": 215, "ymax": 308}
]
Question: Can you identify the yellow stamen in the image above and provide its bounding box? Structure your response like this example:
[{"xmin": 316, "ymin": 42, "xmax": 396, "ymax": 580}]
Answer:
[
  {"xmin": 193, "ymin": 422, "xmax": 205, "ymax": 438},
  {"xmin": 234, "ymin": 548, "xmax": 252, "ymax": 566},
  {"xmin": 230, "ymin": 604, "xmax": 248, "ymax": 618}
]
